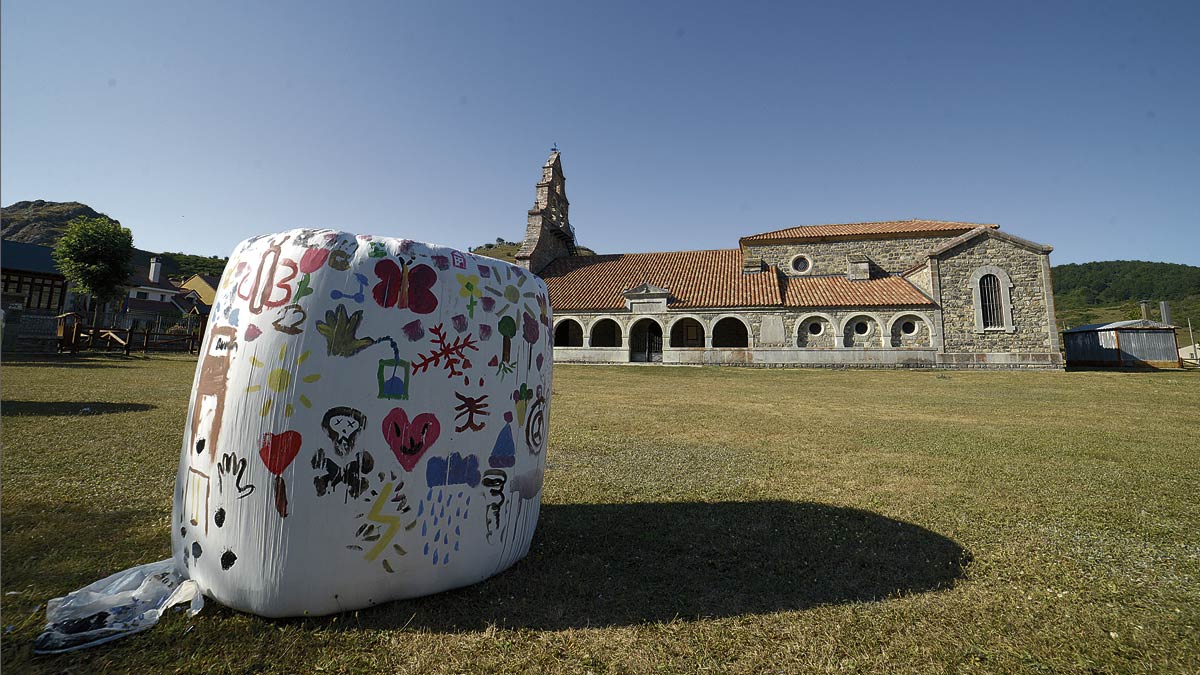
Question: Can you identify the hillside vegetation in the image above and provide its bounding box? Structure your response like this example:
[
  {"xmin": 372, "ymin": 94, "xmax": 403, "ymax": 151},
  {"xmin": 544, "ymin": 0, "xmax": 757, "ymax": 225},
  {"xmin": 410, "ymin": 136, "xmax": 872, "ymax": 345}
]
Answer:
[
  {"xmin": 158, "ymin": 251, "xmax": 229, "ymax": 280},
  {"xmin": 1051, "ymin": 260, "xmax": 1200, "ymax": 329},
  {"xmin": 470, "ymin": 238, "xmax": 596, "ymax": 263},
  {"xmin": 1, "ymin": 200, "xmax": 120, "ymax": 246}
]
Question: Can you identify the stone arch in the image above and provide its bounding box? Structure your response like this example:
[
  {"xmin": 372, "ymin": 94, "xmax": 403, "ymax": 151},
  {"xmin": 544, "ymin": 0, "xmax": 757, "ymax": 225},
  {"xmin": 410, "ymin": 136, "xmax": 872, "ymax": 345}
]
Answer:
[
  {"xmin": 840, "ymin": 313, "xmax": 886, "ymax": 348},
  {"xmin": 794, "ymin": 312, "xmax": 837, "ymax": 348},
  {"xmin": 589, "ymin": 317, "xmax": 623, "ymax": 348},
  {"xmin": 886, "ymin": 312, "xmax": 935, "ymax": 348},
  {"xmin": 668, "ymin": 314, "xmax": 706, "ymax": 348},
  {"xmin": 969, "ymin": 265, "xmax": 1015, "ymax": 333},
  {"xmin": 712, "ymin": 315, "xmax": 751, "ymax": 348},
  {"xmin": 628, "ymin": 317, "xmax": 664, "ymax": 362},
  {"xmin": 553, "ymin": 318, "xmax": 584, "ymax": 347}
]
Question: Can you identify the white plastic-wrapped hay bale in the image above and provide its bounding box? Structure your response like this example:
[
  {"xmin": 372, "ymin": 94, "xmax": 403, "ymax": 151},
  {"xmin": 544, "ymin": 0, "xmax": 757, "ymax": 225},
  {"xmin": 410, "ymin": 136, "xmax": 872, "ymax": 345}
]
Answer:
[{"xmin": 171, "ymin": 230, "xmax": 551, "ymax": 617}]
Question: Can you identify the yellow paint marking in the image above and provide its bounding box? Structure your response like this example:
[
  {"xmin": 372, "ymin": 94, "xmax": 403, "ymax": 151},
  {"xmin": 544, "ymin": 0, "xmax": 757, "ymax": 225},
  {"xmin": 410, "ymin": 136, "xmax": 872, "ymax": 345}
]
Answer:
[{"xmin": 364, "ymin": 482, "xmax": 402, "ymax": 562}]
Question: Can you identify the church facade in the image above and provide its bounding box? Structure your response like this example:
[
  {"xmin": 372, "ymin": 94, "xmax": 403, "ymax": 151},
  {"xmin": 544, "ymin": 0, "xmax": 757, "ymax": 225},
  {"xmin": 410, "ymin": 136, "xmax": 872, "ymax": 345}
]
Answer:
[{"xmin": 514, "ymin": 151, "xmax": 1062, "ymax": 369}]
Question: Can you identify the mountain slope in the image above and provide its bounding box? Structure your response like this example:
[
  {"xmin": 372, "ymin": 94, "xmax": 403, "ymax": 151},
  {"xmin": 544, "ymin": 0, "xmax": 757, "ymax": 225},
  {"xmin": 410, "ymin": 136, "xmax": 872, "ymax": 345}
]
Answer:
[
  {"xmin": 1051, "ymin": 260, "xmax": 1200, "ymax": 328},
  {"xmin": 1, "ymin": 200, "xmax": 121, "ymax": 246}
]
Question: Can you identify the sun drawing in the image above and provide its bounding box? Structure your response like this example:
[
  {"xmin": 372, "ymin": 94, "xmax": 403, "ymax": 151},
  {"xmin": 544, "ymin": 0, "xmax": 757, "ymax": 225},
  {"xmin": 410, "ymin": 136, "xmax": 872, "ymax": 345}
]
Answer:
[{"xmin": 247, "ymin": 344, "xmax": 321, "ymax": 417}]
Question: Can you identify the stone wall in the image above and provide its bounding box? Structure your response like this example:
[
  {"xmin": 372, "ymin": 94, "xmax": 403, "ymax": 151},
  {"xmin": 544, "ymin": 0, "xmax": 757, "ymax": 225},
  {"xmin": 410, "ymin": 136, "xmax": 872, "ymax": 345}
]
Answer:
[
  {"xmin": 745, "ymin": 235, "xmax": 958, "ymax": 277},
  {"xmin": 904, "ymin": 264, "xmax": 933, "ymax": 296},
  {"xmin": 935, "ymin": 235, "xmax": 1055, "ymax": 354},
  {"xmin": 889, "ymin": 313, "xmax": 933, "ymax": 348}
]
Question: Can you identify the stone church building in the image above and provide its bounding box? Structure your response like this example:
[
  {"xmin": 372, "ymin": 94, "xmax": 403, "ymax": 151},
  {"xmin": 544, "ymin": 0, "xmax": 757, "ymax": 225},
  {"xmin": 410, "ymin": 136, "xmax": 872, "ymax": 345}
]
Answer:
[{"xmin": 514, "ymin": 151, "xmax": 1062, "ymax": 369}]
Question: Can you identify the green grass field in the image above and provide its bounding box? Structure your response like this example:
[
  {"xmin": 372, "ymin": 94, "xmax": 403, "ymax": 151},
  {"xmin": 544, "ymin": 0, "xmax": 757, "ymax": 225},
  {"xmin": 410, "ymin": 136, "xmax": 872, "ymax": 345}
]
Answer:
[{"xmin": 2, "ymin": 356, "xmax": 1198, "ymax": 674}]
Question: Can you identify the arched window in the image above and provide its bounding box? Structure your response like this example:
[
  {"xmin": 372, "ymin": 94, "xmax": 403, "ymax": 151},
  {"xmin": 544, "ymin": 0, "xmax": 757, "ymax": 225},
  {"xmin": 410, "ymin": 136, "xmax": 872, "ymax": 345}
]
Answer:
[
  {"xmin": 712, "ymin": 317, "xmax": 749, "ymax": 348},
  {"xmin": 979, "ymin": 274, "xmax": 1002, "ymax": 329},
  {"xmin": 969, "ymin": 266, "xmax": 1015, "ymax": 333},
  {"xmin": 590, "ymin": 319, "xmax": 622, "ymax": 347},
  {"xmin": 669, "ymin": 318, "xmax": 705, "ymax": 347},
  {"xmin": 554, "ymin": 319, "xmax": 583, "ymax": 347}
]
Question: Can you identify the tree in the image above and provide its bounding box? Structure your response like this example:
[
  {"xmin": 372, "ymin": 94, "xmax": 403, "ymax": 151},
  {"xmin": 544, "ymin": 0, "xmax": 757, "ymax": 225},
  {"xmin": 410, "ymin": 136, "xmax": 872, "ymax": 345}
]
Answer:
[{"xmin": 52, "ymin": 216, "xmax": 135, "ymax": 325}]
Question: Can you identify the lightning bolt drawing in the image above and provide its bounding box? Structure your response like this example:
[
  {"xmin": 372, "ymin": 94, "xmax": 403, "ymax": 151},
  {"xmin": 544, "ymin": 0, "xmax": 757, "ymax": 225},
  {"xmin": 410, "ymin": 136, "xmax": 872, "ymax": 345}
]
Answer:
[{"xmin": 364, "ymin": 481, "xmax": 402, "ymax": 561}]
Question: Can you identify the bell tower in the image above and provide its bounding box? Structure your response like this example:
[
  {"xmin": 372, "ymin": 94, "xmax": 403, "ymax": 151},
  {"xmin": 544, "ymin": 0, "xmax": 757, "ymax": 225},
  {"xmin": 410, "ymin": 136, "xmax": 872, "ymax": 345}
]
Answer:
[{"xmin": 516, "ymin": 149, "xmax": 579, "ymax": 274}]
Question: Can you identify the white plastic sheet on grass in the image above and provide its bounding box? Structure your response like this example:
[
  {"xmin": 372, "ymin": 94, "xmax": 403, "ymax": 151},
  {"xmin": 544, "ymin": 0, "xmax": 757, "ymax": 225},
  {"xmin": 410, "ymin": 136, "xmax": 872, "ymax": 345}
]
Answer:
[{"xmin": 33, "ymin": 559, "xmax": 203, "ymax": 654}]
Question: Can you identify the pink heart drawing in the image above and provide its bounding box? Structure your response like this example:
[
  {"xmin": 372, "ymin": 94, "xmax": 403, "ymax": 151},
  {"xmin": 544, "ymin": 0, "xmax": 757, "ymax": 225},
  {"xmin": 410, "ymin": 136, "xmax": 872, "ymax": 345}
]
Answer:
[{"xmin": 382, "ymin": 408, "xmax": 441, "ymax": 471}]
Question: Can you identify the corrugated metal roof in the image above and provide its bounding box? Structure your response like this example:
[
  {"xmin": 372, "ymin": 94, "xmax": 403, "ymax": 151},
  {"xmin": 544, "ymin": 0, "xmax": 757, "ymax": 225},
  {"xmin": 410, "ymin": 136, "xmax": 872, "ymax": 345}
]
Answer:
[
  {"xmin": 542, "ymin": 249, "xmax": 782, "ymax": 310},
  {"xmin": 1063, "ymin": 319, "xmax": 1176, "ymax": 333},
  {"xmin": 740, "ymin": 220, "xmax": 997, "ymax": 244},
  {"xmin": 782, "ymin": 275, "xmax": 934, "ymax": 307}
]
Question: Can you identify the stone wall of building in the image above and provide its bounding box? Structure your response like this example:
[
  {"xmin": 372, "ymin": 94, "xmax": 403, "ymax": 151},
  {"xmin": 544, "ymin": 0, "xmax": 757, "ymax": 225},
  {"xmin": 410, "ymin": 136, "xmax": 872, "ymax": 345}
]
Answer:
[
  {"xmin": 889, "ymin": 312, "xmax": 933, "ymax": 348},
  {"xmin": 904, "ymin": 264, "xmax": 933, "ymax": 297},
  {"xmin": 936, "ymin": 236, "xmax": 1056, "ymax": 354},
  {"xmin": 745, "ymin": 235, "xmax": 958, "ymax": 277}
]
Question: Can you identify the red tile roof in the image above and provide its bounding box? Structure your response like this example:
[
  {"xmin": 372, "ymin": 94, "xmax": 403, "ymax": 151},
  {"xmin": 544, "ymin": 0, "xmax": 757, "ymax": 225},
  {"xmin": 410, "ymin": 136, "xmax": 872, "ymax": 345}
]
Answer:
[
  {"xmin": 542, "ymin": 250, "xmax": 935, "ymax": 311},
  {"xmin": 542, "ymin": 249, "xmax": 781, "ymax": 310},
  {"xmin": 782, "ymin": 275, "xmax": 934, "ymax": 307},
  {"xmin": 740, "ymin": 219, "xmax": 997, "ymax": 244}
]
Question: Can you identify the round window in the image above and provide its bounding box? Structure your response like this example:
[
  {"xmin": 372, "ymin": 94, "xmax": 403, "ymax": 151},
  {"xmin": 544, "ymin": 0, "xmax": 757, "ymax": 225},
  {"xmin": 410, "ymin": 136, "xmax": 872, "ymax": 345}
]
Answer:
[
  {"xmin": 808, "ymin": 321, "xmax": 823, "ymax": 336},
  {"xmin": 790, "ymin": 255, "xmax": 812, "ymax": 274},
  {"xmin": 854, "ymin": 321, "xmax": 870, "ymax": 335},
  {"xmin": 901, "ymin": 320, "xmax": 917, "ymax": 335}
]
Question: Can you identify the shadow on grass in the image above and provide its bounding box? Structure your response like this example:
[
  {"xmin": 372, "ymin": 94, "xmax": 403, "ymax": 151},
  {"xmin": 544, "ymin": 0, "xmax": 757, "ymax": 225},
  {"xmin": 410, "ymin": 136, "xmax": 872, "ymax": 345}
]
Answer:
[
  {"xmin": 0, "ymin": 354, "xmax": 146, "ymax": 369},
  {"xmin": 313, "ymin": 500, "xmax": 970, "ymax": 631},
  {"xmin": 2, "ymin": 401, "xmax": 157, "ymax": 416},
  {"xmin": 5, "ymin": 500, "xmax": 968, "ymax": 641}
]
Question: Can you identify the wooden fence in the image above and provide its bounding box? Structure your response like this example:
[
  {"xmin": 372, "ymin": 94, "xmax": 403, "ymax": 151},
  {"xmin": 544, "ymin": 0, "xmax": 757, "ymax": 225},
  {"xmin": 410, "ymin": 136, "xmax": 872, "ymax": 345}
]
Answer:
[{"xmin": 58, "ymin": 317, "xmax": 200, "ymax": 355}]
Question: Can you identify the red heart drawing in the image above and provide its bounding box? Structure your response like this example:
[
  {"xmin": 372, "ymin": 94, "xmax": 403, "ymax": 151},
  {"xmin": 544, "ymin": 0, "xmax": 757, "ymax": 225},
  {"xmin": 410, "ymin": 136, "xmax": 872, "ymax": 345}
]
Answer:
[
  {"xmin": 259, "ymin": 431, "xmax": 302, "ymax": 476},
  {"xmin": 382, "ymin": 408, "xmax": 441, "ymax": 471},
  {"xmin": 245, "ymin": 324, "xmax": 263, "ymax": 341}
]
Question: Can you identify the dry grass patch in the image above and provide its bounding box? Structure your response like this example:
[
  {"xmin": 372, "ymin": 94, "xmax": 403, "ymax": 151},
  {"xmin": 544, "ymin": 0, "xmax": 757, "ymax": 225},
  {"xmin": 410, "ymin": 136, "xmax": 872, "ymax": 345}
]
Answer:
[{"xmin": 2, "ymin": 356, "xmax": 1198, "ymax": 673}]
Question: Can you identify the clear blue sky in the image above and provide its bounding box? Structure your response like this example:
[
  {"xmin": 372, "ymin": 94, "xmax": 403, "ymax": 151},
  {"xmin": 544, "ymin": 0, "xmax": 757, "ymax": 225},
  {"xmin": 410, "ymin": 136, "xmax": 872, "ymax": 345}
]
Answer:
[{"xmin": 3, "ymin": 1, "xmax": 1198, "ymax": 265}]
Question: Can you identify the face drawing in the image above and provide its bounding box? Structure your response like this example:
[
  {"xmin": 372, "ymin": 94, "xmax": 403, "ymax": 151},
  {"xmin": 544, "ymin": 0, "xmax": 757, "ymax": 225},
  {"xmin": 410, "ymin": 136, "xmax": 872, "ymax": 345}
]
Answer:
[{"xmin": 323, "ymin": 406, "xmax": 367, "ymax": 456}]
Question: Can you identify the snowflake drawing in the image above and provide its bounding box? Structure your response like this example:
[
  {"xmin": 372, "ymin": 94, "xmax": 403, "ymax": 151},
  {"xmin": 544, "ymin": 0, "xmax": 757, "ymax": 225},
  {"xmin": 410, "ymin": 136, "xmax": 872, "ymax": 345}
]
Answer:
[{"xmin": 412, "ymin": 324, "xmax": 478, "ymax": 381}]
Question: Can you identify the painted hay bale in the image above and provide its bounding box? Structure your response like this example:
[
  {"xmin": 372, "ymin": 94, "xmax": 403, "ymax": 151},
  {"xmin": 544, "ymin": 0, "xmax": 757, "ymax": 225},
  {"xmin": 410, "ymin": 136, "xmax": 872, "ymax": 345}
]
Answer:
[{"xmin": 171, "ymin": 230, "xmax": 551, "ymax": 617}]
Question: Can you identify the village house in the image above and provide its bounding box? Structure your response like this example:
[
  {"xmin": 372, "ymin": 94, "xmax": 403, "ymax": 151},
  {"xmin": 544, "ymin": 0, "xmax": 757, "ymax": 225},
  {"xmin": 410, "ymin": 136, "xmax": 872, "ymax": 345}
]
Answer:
[{"xmin": 515, "ymin": 151, "xmax": 1062, "ymax": 369}]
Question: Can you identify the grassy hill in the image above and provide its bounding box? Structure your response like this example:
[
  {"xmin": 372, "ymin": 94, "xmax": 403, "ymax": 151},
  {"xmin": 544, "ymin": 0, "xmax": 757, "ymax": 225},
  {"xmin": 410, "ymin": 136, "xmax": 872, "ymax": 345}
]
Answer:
[
  {"xmin": 1, "ymin": 200, "xmax": 120, "ymax": 246},
  {"xmin": 1051, "ymin": 260, "xmax": 1200, "ymax": 330},
  {"xmin": 470, "ymin": 239, "xmax": 596, "ymax": 263}
]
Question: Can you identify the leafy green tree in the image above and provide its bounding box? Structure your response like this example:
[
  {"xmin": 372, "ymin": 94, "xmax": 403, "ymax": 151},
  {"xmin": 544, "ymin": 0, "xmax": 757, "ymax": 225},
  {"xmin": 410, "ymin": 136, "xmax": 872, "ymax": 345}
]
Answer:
[{"xmin": 52, "ymin": 216, "xmax": 135, "ymax": 324}]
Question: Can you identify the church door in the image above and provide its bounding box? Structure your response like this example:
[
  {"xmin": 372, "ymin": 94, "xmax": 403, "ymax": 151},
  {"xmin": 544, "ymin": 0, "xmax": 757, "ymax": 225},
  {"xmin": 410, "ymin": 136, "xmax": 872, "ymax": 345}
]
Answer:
[{"xmin": 630, "ymin": 319, "xmax": 663, "ymax": 363}]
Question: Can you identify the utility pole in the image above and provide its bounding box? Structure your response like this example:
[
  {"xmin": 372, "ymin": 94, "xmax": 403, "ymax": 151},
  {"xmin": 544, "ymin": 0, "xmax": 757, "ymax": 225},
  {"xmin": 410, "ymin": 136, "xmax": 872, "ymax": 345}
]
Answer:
[{"xmin": 1189, "ymin": 318, "xmax": 1196, "ymax": 366}]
